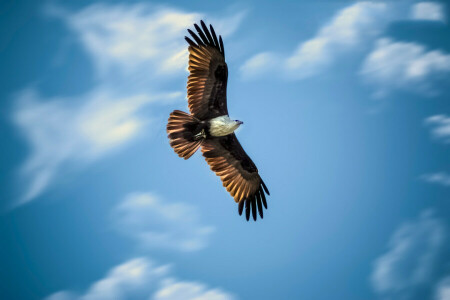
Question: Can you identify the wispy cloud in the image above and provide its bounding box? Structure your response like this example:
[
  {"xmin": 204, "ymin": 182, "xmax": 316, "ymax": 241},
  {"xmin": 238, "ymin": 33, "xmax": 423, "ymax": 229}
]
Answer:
[
  {"xmin": 285, "ymin": 2, "xmax": 390, "ymax": 79},
  {"xmin": 65, "ymin": 4, "xmax": 199, "ymax": 78},
  {"xmin": 45, "ymin": 257, "xmax": 235, "ymax": 300},
  {"xmin": 240, "ymin": 52, "xmax": 278, "ymax": 80},
  {"xmin": 241, "ymin": 0, "xmax": 448, "ymax": 95},
  {"xmin": 241, "ymin": 1, "xmax": 398, "ymax": 80},
  {"xmin": 154, "ymin": 279, "xmax": 236, "ymax": 300},
  {"xmin": 45, "ymin": 257, "xmax": 170, "ymax": 300},
  {"xmin": 371, "ymin": 210, "xmax": 446, "ymax": 299},
  {"xmin": 435, "ymin": 276, "xmax": 450, "ymax": 300},
  {"xmin": 112, "ymin": 192, "xmax": 215, "ymax": 252},
  {"xmin": 361, "ymin": 39, "xmax": 450, "ymax": 97},
  {"xmin": 49, "ymin": 3, "xmax": 245, "ymax": 82},
  {"xmin": 425, "ymin": 115, "xmax": 450, "ymax": 143},
  {"xmin": 411, "ymin": 2, "xmax": 446, "ymax": 22},
  {"xmin": 12, "ymin": 88, "xmax": 175, "ymax": 206},
  {"xmin": 421, "ymin": 172, "xmax": 450, "ymax": 187}
]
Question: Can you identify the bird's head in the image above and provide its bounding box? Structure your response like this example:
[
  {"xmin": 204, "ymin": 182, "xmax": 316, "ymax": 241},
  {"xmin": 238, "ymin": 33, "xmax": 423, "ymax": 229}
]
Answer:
[{"xmin": 235, "ymin": 120, "xmax": 244, "ymax": 126}]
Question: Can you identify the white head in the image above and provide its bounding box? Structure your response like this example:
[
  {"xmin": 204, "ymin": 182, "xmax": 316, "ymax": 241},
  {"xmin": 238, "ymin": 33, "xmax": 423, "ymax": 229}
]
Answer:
[
  {"xmin": 234, "ymin": 119, "xmax": 243, "ymax": 128},
  {"xmin": 209, "ymin": 116, "xmax": 243, "ymax": 137}
]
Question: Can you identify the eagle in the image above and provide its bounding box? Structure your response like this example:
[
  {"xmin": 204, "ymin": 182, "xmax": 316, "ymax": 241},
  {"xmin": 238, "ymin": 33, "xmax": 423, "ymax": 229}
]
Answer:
[{"xmin": 166, "ymin": 21, "xmax": 270, "ymax": 221}]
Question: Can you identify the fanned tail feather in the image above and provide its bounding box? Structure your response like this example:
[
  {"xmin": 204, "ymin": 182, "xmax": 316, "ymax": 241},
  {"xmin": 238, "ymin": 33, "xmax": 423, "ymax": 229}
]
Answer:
[{"xmin": 167, "ymin": 110, "xmax": 203, "ymax": 159}]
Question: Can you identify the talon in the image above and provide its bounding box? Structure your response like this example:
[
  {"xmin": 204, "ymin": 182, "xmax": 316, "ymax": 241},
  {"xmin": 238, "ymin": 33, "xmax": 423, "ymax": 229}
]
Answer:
[{"xmin": 194, "ymin": 129, "xmax": 206, "ymax": 140}]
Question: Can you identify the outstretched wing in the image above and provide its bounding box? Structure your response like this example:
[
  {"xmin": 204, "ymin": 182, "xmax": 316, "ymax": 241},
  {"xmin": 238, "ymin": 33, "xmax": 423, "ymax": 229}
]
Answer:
[
  {"xmin": 185, "ymin": 21, "xmax": 228, "ymax": 120},
  {"xmin": 201, "ymin": 134, "xmax": 270, "ymax": 221}
]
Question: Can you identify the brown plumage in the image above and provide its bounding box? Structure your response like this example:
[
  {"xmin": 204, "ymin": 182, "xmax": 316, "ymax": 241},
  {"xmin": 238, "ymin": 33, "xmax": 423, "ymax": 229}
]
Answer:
[{"xmin": 167, "ymin": 21, "xmax": 270, "ymax": 221}]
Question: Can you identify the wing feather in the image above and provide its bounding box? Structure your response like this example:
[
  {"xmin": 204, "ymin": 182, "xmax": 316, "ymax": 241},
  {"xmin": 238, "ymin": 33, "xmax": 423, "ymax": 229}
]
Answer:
[
  {"xmin": 201, "ymin": 134, "xmax": 269, "ymax": 221},
  {"xmin": 185, "ymin": 22, "xmax": 228, "ymax": 119}
]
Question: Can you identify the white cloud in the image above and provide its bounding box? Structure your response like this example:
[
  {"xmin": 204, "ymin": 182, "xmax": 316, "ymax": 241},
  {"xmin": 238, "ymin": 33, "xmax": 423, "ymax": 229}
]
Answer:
[
  {"xmin": 421, "ymin": 172, "xmax": 450, "ymax": 187},
  {"xmin": 285, "ymin": 2, "xmax": 390, "ymax": 79},
  {"xmin": 240, "ymin": 52, "xmax": 278, "ymax": 80},
  {"xmin": 58, "ymin": 3, "xmax": 244, "ymax": 80},
  {"xmin": 45, "ymin": 257, "xmax": 170, "ymax": 300},
  {"xmin": 12, "ymin": 88, "xmax": 173, "ymax": 206},
  {"xmin": 411, "ymin": 2, "xmax": 446, "ymax": 22},
  {"xmin": 241, "ymin": 1, "xmax": 448, "ymax": 84},
  {"xmin": 435, "ymin": 276, "xmax": 450, "ymax": 300},
  {"xmin": 153, "ymin": 279, "xmax": 236, "ymax": 300},
  {"xmin": 360, "ymin": 39, "xmax": 450, "ymax": 97},
  {"xmin": 45, "ymin": 291, "xmax": 77, "ymax": 300},
  {"xmin": 425, "ymin": 115, "xmax": 450, "ymax": 143},
  {"xmin": 113, "ymin": 192, "xmax": 215, "ymax": 252},
  {"xmin": 45, "ymin": 257, "xmax": 236, "ymax": 300},
  {"xmin": 371, "ymin": 210, "xmax": 446, "ymax": 298},
  {"xmin": 81, "ymin": 258, "xmax": 169, "ymax": 300},
  {"xmin": 65, "ymin": 4, "xmax": 199, "ymax": 77},
  {"xmin": 241, "ymin": 1, "xmax": 397, "ymax": 80}
]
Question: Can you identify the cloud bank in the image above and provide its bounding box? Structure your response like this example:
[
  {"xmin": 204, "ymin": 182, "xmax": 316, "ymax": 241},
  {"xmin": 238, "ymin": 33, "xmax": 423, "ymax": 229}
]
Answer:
[
  {"xmin": 45, "ymin": 257, "xmax": 235, "ymax": 300},
  {"xmin": 241, "ymin": 1, "xmax": 449, "ymax": 97}
]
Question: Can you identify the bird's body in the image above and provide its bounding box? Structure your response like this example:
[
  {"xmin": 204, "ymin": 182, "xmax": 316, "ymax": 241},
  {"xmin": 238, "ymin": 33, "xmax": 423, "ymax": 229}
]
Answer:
[{"xmin": 167, "ymin": 21, "xmax": 270, "ymax": 221}]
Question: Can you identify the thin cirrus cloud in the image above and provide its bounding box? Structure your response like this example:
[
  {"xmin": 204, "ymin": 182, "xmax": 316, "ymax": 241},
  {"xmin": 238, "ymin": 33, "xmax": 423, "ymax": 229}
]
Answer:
[
  {"xmin": 112, "ymin": 192, "xmax": 215, "ymax": 252},
  {"xmin": 48, "ymin": 3, "xmax": 245, "ymax": 81},
  {"xmin": 154, "ymin": 279, "xmax": 236, "ymax": 300},
  {"xmin": 411, "ymin": 2, "xmax": 446, "ymax": 22},
  {"xmin": 44, "ymin": 257, "xmax": 235, "ymax": 300},
  {"xmin": 420, "ymin": 115, "xmax": 450, "ymax": 188},
  {"xmin": 435, "ymin": 276, "xmax": 450, "ymax": 300},
  {"xmin": 371, "ymin": 210, "xmax": 446, "ymax": 299},
  {"xmin": 421, "ymin": 172, "xmax": 450, "ymax": 187},
  {"xmin": 12, "ymin": 3, "xmax": 245, "ymax": 206},
  {"xmin": 360, "ymin": 39, "xmax": 450, "ymax": 98},
  {"xmin": 284, "ymin": 1, "xmax": 391, "ymax": 79},
  {"xmin": 65, "ymin": 4, "xmax": 200, "ymax": 77},
  {"xmin": 424, "ymin": 115, "xmax": 450, "ymax": 143},
  {"xmin": 12, "ymin": 88, "xmax": 179, "ymax": 207},
  {"xmin": 241, "ymin": 1, "xmax": 398, "ymax": 80},
  {"xmin": 240, "ymin": 52, "xmax": 279, "ymax": 80}
]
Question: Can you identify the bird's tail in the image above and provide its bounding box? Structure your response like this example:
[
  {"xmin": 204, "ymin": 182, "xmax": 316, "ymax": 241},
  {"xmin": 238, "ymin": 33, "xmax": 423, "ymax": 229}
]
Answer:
[{"xmin": 167, "ymin": 110, "xmax": 204, "ymax": 160}]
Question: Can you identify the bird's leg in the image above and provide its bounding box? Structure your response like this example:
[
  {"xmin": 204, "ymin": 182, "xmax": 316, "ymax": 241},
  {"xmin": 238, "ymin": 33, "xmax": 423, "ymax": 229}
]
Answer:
[{"xmin": 193, "ymin": 129, "xmax": 206, "ymax": 140}]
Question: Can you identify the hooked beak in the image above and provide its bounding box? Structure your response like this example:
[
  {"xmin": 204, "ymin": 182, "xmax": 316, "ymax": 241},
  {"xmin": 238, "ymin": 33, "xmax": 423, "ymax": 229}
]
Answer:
[{"xmin": 237, "ymin": 120, "xmax": 244, "ymax": 125}]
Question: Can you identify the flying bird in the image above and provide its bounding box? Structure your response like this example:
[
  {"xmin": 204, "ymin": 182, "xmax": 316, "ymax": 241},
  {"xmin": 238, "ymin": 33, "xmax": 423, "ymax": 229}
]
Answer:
[{"xmin": 167, "ymin": 21, "xmax": 270, "ymax": 221}]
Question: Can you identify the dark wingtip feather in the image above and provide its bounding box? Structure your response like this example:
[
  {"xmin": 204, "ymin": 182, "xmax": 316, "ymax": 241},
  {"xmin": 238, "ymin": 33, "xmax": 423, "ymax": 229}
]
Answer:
[
  {"xmin": 186, "ymin": 22, "xmax": 224, "ymax": 57},
  {"xmin": 194, "ymin": 23, "xmax": 209, "ymax": 45},
  {"xmin": 185, "ymin": 36, "xmax": 196, "ymax": 47},
  {"xmin": 261, "ymin": 180, "xmax": 270, "ymax": 195},
  {"xmin": 256, "ymin": 191, "xmax": 263, "ymax": 219},
  {"xmin": 237, "ymin": 184, "xmax": 270, "ymax": 221},
  {"xmin": 238, "ymin": 200, "xmax": 245, "ymax": 216},
  {"xmin": 200, "ymin": 20, "xmax": 214, "ymax": 46},
  {"xmin": 245, "ymin": 199, "xmax": 250, "ymax": 221},
  {"xmin": 209, "ymin": 25, "xmax": 220, "ymax": 52},
  {"xmin": 187, "ymin": 29, "xmax": 203, "ymax": 46},
  {"xmin": 260, "ymin": 186, "xmax": 268, "ymax": 209},
  {"xmin": 251, "ymin": 198, "xmax": 257, "ymax": 221},
  {"xmin": 219, "ymin": 35, "xmax": 225, "ymax": 57}
]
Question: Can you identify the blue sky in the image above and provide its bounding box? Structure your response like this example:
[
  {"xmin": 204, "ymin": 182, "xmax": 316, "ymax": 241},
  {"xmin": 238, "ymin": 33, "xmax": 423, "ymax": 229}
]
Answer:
[{"xmin": 1, "ymin": 0, "xmax": 450, "ymax": 299}]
